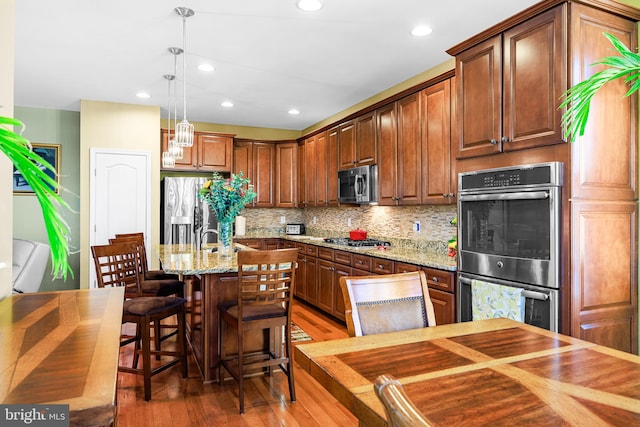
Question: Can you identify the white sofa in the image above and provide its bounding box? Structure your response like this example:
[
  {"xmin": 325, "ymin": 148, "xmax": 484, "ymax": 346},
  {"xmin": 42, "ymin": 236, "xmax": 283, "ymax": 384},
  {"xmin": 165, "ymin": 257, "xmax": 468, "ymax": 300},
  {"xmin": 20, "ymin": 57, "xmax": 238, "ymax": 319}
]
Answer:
[{"xmin": 12, "ymin": 238, "xmax": 50, "ymax": 294}]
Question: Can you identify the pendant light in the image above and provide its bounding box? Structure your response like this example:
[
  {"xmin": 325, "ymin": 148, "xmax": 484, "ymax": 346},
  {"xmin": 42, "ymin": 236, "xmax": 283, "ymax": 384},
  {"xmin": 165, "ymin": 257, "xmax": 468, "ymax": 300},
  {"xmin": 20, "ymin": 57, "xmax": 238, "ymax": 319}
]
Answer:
[
  {"xmin": 162, "ymin": 73, "xmax": 176, "ymax": 168},
  {"xmin": 174, "ymin": 6, "xmax": 195, "ymax": 147},
  {"xmin": 168, "ymin": 47, "xmax": 184, "ymax": 159}
]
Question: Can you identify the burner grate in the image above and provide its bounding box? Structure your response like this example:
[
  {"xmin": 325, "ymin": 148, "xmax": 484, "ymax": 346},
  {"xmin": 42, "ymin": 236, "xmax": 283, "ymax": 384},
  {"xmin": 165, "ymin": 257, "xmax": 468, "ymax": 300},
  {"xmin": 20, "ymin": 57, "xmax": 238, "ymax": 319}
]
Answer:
[{"xmin": 324, "ymin": 237, "xmax": 391, "ymax": 247}]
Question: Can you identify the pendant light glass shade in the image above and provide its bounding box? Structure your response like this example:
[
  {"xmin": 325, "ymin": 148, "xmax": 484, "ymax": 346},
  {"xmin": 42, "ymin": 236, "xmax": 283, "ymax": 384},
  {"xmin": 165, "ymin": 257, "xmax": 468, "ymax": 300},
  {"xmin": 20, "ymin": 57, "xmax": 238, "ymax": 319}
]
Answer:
[
  {"xmin": 162, "ymin": 151, "xmax": 176, "ymax": 168},
  {"xmin": 174, "ymin": 6, "xmax": 195, "ymax": 147}
]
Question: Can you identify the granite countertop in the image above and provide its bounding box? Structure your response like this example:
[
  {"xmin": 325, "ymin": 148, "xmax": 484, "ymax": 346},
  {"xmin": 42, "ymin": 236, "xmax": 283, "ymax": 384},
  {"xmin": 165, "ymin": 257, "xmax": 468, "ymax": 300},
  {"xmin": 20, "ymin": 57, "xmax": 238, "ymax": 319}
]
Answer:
[
  {"xmin": 157, "ymin": 235, "xmax": 457, "ymax": 274},
  {"xmin": 156, "ymin": 243, "xmax": 252, "ymax": 274},
  {"xmin": 279, "ymin": 235, "xmax": 457, "ymax": 272}
]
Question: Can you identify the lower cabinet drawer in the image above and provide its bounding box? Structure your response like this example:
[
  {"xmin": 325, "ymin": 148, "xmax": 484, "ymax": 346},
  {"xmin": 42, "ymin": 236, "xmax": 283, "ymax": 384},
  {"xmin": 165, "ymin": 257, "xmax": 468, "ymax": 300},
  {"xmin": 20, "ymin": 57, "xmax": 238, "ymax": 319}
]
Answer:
[
  {"xmin": 352, "ymin": 255, "xmax": 371, "ymax": 271},
  {"xmin": 372, "ymin": 258, "xmax": 394, "ymax": 274},
  {"xmin": 334, "ymin": 250, "xmax": 352, "ymax": 266}
]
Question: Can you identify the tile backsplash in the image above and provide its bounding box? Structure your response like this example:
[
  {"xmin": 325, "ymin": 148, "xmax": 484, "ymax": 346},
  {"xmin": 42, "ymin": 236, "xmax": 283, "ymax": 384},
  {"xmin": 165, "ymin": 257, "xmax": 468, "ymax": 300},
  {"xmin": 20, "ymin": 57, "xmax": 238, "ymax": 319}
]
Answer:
[{"xmin": 239, "ymin": 204, "xmax": 457, "ymax": 251}]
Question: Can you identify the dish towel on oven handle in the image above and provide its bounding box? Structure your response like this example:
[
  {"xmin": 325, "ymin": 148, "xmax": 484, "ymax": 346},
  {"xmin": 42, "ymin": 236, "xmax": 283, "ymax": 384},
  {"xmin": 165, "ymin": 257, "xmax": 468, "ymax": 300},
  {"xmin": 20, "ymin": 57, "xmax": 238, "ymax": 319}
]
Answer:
[{"xmin": 471, "ymin": 279, "xmax": 525, "ymax": 322}]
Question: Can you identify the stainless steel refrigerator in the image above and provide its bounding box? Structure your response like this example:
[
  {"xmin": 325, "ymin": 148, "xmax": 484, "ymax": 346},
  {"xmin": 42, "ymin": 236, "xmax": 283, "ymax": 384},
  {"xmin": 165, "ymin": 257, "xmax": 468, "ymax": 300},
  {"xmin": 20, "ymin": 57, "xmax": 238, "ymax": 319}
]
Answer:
[{"xmin": 161, "ymin": 176, "xmax": 218, "ymax": 245}]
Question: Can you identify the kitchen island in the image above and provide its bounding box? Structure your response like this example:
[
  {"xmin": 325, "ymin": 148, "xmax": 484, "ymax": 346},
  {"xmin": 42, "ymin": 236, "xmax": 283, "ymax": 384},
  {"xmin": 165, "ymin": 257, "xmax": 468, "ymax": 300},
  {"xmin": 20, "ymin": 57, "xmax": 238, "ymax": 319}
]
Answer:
[{"xmin": 157, "ymin": 243, "xmax": 271, "ymax": 382}]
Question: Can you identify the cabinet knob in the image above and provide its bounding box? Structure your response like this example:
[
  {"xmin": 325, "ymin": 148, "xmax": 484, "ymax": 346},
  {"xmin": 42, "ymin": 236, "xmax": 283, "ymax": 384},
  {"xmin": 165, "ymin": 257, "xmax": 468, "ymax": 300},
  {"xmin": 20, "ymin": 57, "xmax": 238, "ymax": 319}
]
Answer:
[
  {"xmin": 501, "ymin": 136, "xmax": 509, "ymax": 143},
  {"xmin": 432, "ymin": 277, "xmax": 439, "ymax": 282},
  {"xmin": 378, "ymin": 264, "xmax": 384, "ymax": 269},
  {"xmin": 490, "ymin": 139, "xmax": 498, "ymax": 145},
  {"xmin": 449, "ymin": 193, "xmax": 455, "ymax": 198},
  {"xmin": 442, "ymin": 193, "xmax": 448, "ymax": 198}
]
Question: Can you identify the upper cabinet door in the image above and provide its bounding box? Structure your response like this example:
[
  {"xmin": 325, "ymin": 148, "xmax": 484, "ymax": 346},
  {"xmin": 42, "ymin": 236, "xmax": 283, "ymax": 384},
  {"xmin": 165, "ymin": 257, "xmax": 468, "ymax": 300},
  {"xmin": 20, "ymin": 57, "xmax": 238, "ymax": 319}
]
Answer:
[
  {"xmin": 355, "ymin": 112, "xmax": 377, "ymax": 167},
  {"xmin": 503, "ymin": 6, "xmax": 566, "ymax": 151},
  {"xmin": 421, "ymin": 79, "xmax": 453, "ymax": 204},
  {"xmin": 198, "ymin": 134, "xmax": 233, "ymax": 171},
  {"xmin": 396, "ymin": 93, "xmax": 421, "ymax": 205},
  {"xmin": 455, "ymin": 35, "xmax": 503, "ymax": 158},
  {"xmin": 338, "ymin": 120, "xmax": 356, "ymax": 170}
]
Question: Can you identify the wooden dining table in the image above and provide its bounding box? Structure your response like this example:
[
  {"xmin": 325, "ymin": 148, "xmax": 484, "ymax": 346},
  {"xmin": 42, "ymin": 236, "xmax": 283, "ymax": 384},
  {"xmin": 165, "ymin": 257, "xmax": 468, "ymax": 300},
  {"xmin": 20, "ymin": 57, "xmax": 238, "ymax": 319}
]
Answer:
[
  {"xmin": 294, "ymin": 318, "xmax": 640, "ymax": 426},
  {"xmin": 0, "ymin": 287, "xmax": 124, "ymax": 427}
]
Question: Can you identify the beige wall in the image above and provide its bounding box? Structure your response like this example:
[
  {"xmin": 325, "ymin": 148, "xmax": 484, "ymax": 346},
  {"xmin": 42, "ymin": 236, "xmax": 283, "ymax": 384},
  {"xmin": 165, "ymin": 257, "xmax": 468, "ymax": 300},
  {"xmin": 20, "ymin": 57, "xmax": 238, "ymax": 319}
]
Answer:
[
  {"xmin": 0, "ymin": 0, "xmax": 15, "ymax": 299},
  {"xmin": 79, "ymin": 100, "xmax": 160, "ymax": 288}
]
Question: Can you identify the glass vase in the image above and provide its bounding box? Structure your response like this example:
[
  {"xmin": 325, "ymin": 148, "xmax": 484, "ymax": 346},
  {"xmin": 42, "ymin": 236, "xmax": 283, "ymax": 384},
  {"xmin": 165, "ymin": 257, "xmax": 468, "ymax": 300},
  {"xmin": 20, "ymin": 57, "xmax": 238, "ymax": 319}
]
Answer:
[{"xmin": 217, "ymin": 220, "xmax": 234, "ymax": 259}]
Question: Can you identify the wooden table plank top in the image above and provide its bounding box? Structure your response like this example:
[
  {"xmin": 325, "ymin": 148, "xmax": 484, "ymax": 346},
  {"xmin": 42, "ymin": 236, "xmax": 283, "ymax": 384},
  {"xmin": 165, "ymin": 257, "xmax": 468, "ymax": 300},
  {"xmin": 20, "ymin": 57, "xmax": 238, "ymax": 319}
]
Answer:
[
  {"xmin": 0, "ymin": 288, "xmax": 124, "ymax": 427},
  {"xmin": 294, "ymin": 318, "xmax": 640, "ymax": 426}
]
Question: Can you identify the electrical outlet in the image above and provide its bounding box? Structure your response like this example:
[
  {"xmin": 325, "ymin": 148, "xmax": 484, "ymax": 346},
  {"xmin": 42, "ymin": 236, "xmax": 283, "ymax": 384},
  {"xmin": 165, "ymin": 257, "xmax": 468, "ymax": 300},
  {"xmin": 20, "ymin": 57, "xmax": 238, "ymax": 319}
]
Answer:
[
  {"xmin": 313, "ymin": 216, "xmax": 317, "ymax": 224},
  {"xmin": 347, "ymin": 217, "xmax": 352, "ymax": 226},
  {"xmin": 280, "ymin": 215, "xmax": 286, "ymax": 224},
  {"xmin": 413, "ymin": 221, "xmax": 421, "ymax": 232}
]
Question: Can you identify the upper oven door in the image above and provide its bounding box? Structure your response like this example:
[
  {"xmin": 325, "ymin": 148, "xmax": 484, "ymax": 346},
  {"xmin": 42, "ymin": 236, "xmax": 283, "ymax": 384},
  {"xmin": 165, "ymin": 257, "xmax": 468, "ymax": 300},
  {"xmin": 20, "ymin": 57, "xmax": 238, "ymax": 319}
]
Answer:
[{"xmin": 458, "ymin": 187, "xmax": 561, "ymax": 288}]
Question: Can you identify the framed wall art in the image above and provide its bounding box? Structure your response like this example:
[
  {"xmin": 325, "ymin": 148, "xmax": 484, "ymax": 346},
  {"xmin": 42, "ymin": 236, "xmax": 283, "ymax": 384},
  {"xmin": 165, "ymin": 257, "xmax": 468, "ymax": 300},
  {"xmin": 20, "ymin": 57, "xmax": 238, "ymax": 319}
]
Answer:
[{"xmin": 13, "ymin": 143, "xmax": 61, "ymax": 195}]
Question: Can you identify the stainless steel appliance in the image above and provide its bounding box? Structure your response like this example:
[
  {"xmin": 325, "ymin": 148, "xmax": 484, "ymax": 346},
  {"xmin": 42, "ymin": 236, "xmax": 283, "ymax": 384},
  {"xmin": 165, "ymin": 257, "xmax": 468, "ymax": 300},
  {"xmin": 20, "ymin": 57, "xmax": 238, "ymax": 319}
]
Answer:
[
  {"xmin": 286, "ymin": 223, "xmax": 306, "ymax": 235},
  {"xmin": 338, "ymin": 165, "xmax": 378, "ymax": 204},
  {"xmin": 161, "ymin": 176, "xmax": 218, "ymax": 245},
  {"xmin": 324, "ymin": 237, "xmax": 391, "ymax": 248},
  {"xmin": 457, "ymin": 162, "xmax": 563, "ymax": 331}
]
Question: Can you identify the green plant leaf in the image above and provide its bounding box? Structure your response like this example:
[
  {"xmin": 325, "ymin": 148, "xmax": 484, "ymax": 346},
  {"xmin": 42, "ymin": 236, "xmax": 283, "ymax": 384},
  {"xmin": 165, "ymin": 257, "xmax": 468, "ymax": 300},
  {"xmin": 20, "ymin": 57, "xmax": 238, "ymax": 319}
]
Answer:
[
  {"xmin": 560, "ymin": 32, "xmax": 640, "ymax": 142},
  {"xmin": 0, "ymin": 116, "xmax": 73, "ymax": 280}
]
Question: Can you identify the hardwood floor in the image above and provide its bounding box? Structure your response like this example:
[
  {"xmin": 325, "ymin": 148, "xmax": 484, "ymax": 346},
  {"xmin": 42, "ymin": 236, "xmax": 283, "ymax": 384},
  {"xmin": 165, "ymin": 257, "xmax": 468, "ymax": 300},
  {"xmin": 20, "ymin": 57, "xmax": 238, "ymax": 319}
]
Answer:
[{"xmin": 116, "ymin": 299, "xmax": 358, "ymax": 426}]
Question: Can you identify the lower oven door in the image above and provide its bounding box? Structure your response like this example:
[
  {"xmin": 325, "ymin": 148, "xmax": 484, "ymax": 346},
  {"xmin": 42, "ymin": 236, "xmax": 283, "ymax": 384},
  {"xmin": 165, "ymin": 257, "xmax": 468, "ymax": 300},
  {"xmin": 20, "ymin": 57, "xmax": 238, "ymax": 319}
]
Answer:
[{"xmin": 458, "ymin": 272, "xmax": 558, "ymax": 332}]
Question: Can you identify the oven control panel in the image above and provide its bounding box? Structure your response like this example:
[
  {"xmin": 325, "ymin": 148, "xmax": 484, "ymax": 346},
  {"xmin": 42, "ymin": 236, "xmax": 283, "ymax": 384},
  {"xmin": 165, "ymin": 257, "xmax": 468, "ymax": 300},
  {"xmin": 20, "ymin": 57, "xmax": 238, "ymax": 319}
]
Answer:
[{"xmin": 459, "ymin": 162, "xmax": 562, "ymax": 191}]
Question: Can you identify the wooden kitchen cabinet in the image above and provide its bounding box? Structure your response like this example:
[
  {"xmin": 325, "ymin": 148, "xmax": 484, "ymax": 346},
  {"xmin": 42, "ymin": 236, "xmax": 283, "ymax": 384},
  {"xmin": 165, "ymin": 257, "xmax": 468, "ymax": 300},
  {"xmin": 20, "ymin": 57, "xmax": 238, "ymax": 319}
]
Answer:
[
  {"xmin": 421, "ymin": 78, "xmax": 456, "ymax": 204},
  {"xmin": 315, "ymin": 131, "xmax": 329, "ymax": 206},
  {"xmin": 233, "ymin": 140, "xmax": 275, "ymax": 207},
  {"xmin": 275, "ymin": 142, "xmax": 298, "ymax": 208},
  {"xmin": 451, "ymin": 6, "xmax": 566, "ymax": 159},
  {"xmin": 303, "ymin": 135, "xmax": 316, "ymax": 207},
  {"xmin": 327, "ymin": 127, "xmax": 339, "ymax": 206},
  {"xmin": 161, "ymin": 129, "xmax": 233, "ymax": 172},
  {"xmin": 571, "ymin": 200, "xmax": 638, "ymax": 353},
  {"xmin": 378, "ymin": 93, "xmax": 422, "ymax": 206},
  {"xmin": 338, "ymin": 115, "xmax": 376, "ymax": 170}
]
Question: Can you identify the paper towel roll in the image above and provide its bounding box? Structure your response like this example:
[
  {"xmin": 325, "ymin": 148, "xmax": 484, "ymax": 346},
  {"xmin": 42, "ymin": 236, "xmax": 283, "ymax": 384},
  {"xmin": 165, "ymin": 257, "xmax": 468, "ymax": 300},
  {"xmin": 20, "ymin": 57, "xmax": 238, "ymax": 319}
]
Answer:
[{"xmin": 235, "ymin": 215, "xmax": 246, "ymax": 236}]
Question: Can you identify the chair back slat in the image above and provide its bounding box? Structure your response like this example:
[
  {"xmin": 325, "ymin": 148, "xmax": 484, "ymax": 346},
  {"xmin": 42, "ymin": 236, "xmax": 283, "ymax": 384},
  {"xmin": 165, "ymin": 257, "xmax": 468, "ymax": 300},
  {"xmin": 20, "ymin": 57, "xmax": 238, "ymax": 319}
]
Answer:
[
  {"xmin": 236, "ymin": 249, "xmax": 298, "ymax": 312},
  {"xmin": 91, "ymin": 241, "xmax": 141, "ymax": 297},
  {"xmin": 113, "ymin": 232, "xmax": 150, "ymax": 273}
]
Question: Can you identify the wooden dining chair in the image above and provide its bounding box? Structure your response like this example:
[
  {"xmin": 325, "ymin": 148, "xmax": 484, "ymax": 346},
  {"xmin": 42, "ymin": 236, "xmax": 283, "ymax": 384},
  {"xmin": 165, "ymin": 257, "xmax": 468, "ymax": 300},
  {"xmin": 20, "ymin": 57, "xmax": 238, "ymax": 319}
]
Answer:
[
  {"xmin": 110, "ymin": 235, "xmax": 184, "ymax": 298},
  {"xmin": 113, "ymin": 232, "xmax": 179, "ymax": 281},
  {"xmin": 91, "ymin": 241, "xmax": 188, "ymax": 401},
  {"xmin": 219, "ymin": 248, "xmax": 298, "ymax": 413},
  {"xmin": 374, "ymin": 374, "xmax": 432, "ymax": 427},
  {"xmin": 339, "ymin": 271, "xmax": 436, "ymax": 337},
  {"xmin": 110, "ymin": 235, "xmax": 185, "ymax": 357}
]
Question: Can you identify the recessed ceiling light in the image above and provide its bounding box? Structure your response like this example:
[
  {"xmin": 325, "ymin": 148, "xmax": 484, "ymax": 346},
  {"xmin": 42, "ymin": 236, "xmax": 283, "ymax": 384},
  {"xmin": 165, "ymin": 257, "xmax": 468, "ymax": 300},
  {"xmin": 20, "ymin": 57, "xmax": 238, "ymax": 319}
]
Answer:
[
  {"xmin": 296, "ymin": 0, "xmax": 322, "ymax": 12},
  {"xmin": 136, "ymin": 92, "xmax": 151, "ymax": 99},
  {"xmin": 411, "ymin": 25, "xmax": 433, "ymax": 37},
  {"xmin": 198, "ymin": 63, "xmax": 215, "ymax": 72},
  {"xmin": 288, "ymin": 109, "xmax": 300, "ymax": 115},
  {"xmin": 221, "ymin": 101, "xmax": 234, "ymax": 108}
]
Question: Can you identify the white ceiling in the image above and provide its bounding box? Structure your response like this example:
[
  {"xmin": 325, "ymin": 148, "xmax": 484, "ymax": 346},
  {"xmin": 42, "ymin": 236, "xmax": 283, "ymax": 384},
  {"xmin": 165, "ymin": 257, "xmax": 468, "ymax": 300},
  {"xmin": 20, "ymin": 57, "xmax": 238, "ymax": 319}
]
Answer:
[{"xmin": 14, "ymin": 0, "xmax": 541, "ymax": 131}]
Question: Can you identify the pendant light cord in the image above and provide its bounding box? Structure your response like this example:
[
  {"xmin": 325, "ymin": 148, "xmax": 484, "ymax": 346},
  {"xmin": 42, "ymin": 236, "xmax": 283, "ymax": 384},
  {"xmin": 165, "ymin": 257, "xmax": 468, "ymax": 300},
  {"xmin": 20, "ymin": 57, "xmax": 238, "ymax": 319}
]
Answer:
[{"xmin": 182, "ymin": 15, "xmax": 187, "ymax": 122}]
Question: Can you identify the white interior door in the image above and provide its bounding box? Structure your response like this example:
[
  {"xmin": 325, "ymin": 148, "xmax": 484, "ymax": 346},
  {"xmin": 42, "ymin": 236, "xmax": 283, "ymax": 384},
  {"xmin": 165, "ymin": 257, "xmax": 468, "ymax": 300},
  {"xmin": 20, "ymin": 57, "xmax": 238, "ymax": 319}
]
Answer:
[{"xmin": 89, "ymin": 149, "xmax": 151, "ymax": 288}]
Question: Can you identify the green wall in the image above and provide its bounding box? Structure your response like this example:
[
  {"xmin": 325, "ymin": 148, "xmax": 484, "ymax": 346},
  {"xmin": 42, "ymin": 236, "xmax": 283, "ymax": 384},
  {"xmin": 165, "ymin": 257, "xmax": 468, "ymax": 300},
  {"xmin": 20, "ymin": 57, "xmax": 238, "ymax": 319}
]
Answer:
[{"xmin": 12, "ymin": 107, "xmax": 81, "ymax": 290}]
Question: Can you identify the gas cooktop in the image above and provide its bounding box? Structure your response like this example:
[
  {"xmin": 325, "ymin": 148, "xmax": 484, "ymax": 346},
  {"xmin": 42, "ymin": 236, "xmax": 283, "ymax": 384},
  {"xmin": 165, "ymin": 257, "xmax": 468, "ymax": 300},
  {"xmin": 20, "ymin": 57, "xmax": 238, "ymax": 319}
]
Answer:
[{"xmin": 323, "ymin": 237, "xmax": 391, "ymax": 248}]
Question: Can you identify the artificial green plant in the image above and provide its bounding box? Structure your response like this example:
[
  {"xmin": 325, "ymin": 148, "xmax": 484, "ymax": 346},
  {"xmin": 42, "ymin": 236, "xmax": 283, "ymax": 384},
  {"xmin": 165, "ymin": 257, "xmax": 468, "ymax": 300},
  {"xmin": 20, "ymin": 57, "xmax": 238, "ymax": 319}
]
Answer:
[
  {"xmin": 561, "ymin": 32, "xmax": 640, "ymax": 142},
  {"xmin": 0, "ymin": 116, "xmax": 72, "ymax": 279}
]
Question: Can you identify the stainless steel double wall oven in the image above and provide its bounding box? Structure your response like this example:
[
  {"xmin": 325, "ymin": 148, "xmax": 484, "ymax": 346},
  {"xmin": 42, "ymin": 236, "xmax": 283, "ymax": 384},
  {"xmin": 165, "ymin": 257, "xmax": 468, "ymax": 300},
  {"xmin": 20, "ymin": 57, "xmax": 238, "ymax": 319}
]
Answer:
[{"xmin": 457, "ymin": 162, "xmax": 563, "ymax": 331}]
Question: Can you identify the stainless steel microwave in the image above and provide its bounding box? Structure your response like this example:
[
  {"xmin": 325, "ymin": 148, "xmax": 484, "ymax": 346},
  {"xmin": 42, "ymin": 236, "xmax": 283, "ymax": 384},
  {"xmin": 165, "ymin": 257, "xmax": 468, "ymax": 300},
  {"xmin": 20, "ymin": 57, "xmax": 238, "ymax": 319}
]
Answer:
[{"xmin": 338, "ymin": 165, "xmax": 378, "ymax": 204}]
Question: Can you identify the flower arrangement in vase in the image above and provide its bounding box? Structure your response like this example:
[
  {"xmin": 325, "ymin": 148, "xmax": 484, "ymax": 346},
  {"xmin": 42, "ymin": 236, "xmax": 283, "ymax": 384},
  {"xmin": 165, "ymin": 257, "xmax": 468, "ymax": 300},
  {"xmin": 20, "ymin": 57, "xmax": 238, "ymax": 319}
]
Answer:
[{"xmin": 198, "ymin": 172, "xmax": 256, "ymax": 257}]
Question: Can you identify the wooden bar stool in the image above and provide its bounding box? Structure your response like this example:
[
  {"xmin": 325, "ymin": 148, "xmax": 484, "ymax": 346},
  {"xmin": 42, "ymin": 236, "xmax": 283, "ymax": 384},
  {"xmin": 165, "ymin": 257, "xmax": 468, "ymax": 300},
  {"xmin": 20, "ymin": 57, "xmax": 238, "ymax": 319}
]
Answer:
[
  {"xmin": 91, "ymin": 241, "xmax": 188, "ymax": 401},
  {"xmin": 219, "ymin": 248, "xmax": 298, "ymax": 413}
]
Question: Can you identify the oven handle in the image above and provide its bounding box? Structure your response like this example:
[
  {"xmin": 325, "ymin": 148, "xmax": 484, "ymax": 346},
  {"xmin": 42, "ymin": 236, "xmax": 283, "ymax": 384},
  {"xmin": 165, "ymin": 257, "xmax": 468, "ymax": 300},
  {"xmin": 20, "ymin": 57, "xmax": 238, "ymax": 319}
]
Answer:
[
  {"xmin": 458, "ymin": 191, "xmax": 549, "ymax": 202},
  {"xmin": 459, "ymin": 276, "xmax": 550, "ymax": 301}
]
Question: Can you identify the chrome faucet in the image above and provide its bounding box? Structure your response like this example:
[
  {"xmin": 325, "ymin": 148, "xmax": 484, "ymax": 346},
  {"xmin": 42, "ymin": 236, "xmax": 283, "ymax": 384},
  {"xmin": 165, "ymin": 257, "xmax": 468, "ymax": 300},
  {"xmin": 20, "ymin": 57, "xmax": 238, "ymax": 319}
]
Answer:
[{"xmin": 196, "ymin": 228, "xmax": 218, "ymax": 251}]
